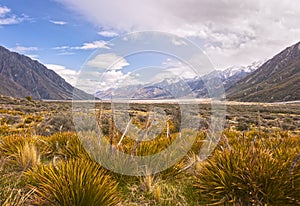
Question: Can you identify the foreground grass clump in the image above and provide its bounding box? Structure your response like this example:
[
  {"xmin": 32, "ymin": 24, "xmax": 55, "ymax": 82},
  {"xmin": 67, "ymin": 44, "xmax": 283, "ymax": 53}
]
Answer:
[
  {"xmin": 1, "ymin": 128, "xmax": 300, "ymax": 205},
  {"xmin": 15, "ymin": 141, "xmax": 40, "ymax": 171},
  {"xmin": 27, "ymin": 158, "xmax": 120, "ymax": 206},
  {"xmin": 0, "ymin": 134, "xmax": 41, "ymax": 171},
  {"xmin": 195, "ymin": 131, "xmax": 300, "ymax": 205},
  {"xmin": 39, "ymin": 132, "xmax": 90, "ymax": 160}
]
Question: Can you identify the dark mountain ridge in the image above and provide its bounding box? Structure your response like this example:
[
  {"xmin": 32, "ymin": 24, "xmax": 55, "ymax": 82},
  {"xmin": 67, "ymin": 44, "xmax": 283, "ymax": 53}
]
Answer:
[
  {"xmin": 226, "ymin": 41, "xmax": 300, "ymax": 102},
  {"xmin": 0, "ymin": 46, "xmax": 91, "ymax": 100}
]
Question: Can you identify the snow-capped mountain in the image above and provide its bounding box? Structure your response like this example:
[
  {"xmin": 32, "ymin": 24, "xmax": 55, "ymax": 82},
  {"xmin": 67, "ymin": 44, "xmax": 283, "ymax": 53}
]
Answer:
[
  {"xmin": 220, "ymin": 60, "xmax": 264, "ymax": 89},
  {"xmin": 221, "ymin": 61, "xmax": 264, "ymax": 79},
  {"xmin": 95, "ymin": 61, "xmax": 263, "ymax": 99}
]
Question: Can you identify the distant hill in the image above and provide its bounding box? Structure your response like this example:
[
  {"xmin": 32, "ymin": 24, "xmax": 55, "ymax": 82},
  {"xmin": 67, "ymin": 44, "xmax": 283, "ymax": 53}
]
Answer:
[
  {"xmin": 0, "ymin": 46, "xmax": 91, "ymax": 100},
  {"xmin": 226, "ymin": 42, "xmax": 300, "ymax": 102}
]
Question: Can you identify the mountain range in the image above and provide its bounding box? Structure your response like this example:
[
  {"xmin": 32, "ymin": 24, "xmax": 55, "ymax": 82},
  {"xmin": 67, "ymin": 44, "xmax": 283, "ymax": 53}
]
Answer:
[
  {"xmin": 95, "ymin": 61, "xmax": 263, "ymax": 100},
  {"xmin": 0, "ymin": 41, "xmax": 299, "ymax": 102},
  {"xmin": 95, "ymin": 41, "xmax": 299, "ymax": 102},
  {"xmin": 0, "ymin": 46, "xmax": 91, "ymax": 100}
]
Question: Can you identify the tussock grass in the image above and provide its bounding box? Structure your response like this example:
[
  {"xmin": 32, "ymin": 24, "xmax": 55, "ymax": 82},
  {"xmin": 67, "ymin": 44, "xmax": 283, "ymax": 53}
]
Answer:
[
  {"xmin": 194, "ymin": 130, "xmax": 300, "ymax": 205},
  {"xmin": 14, "ymin": 141, "xmax": 40, "ymax": 171},
  {"xmin": 26, "ymin": 159, "xmax": 120, "ymax": 206},
  {"xmin": 0, "ymin": 129, "xmax": 299, "ymax": 205}
]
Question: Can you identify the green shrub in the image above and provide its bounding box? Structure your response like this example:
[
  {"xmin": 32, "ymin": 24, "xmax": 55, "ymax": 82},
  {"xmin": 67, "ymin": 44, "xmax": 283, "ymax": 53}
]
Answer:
[
  {"xmin": 24, "ymin": 116, "xmax": 34, "ymax": 124},
  {"xmin": 25, "ymin": 96, "xmax": 32, "ymax": 101},
  {"xmin": 236, "ymin": 122, "xmax": 249, "ymax": 131},
  {"xmin": 26, "ymin": 159, "xmax": 120, "ymax": 206},
  {"xmin": 194, "ymin": 137, "xmax": 300, "ymax": 205},
  {"xmin": 0, "ymin": 115, "xmax": 21, "ymax": 125}
]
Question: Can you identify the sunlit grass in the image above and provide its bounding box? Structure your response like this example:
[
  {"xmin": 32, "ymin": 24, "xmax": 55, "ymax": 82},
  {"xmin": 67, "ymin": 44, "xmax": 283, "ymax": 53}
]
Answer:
[
  {"xmin": 26, "ymin": 158, "xmax": 120, "ymax": 206},
  {"xmin": 0, "ymin": 98, "xmax": 299, "ymax": 205},
  {"xmin": 194, "ymin": 130, "xmax": 300, "ymax": 205}
]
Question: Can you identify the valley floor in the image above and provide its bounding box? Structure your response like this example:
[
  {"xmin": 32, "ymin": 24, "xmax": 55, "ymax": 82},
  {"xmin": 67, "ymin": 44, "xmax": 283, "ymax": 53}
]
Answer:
[{"xmin": 0, "ymin": 95, "xmax": 299, "ymax": 205}]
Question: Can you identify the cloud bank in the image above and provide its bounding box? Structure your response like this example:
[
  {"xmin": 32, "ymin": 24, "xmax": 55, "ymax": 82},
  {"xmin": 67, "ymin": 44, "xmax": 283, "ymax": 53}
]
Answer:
[{"xmin": 58, "ymin": 0, "xmax": 300, "ymax": 68}]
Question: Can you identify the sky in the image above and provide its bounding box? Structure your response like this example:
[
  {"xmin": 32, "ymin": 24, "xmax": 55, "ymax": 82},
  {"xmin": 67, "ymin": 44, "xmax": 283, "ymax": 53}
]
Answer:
[{"xmin": 1, "ymin": 0, "xmax": 300, "ymax": 91}]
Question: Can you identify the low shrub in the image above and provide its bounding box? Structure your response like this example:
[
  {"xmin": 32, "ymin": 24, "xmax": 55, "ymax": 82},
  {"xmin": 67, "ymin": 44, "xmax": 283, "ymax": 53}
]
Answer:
[
  {"xmin": 27, "ymin": 159, "xmax": 120, "ymax": 206},
  {"xmin": 194, "ymin": 136, "xmax": 300, "ymax": 205}
]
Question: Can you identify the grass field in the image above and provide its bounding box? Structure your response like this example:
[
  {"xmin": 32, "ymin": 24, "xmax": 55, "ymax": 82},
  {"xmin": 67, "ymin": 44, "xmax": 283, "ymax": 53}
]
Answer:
[{"xmin": 0, "ymin": 95, "xmax": 299, "ymax": 205}]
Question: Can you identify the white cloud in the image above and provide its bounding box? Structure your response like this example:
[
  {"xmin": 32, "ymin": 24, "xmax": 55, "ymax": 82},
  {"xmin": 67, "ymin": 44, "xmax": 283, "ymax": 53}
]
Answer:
[
  {"xmin": 26, "ymin": 54, "xmax": 39, "ymax": 60},
  {"xmin": 53, "ymin": 40, "xmax": 109, "ymax": 50},
  {"xmin": 82, "ymin": 53, "xmax": 131, "ymax": 91},
  {"xmin": 98, "ymin": 30, "xmax": 119, "ymax": 37},
  {"xmin": 50, "ymin": 52, "xmax": 132, "ymax": 92},
  {"xmin": 52, "ymin": 46, "xmax": 75, "ymax": 55},
  {"xmin": 59, "ymin": 0, "xmax": 300, "ymax": 68},
  {"xmin": 100, "ymin": 70, "xmax": 128, "ymax": 87},
  {"xmin": 53, "ymin": 46, "xmax": 70, "ymax": 50},
  {"xmin": 0, "ymin": 17, "xmax": 20, "ymax": 25},
  {"xmin": 162, "ymin": 59, "xmax": 197, "ymax": 79},
  {"xmin": 72, "ymin": 40, "xmax": 110, "ymax": 50},
  {"xmin": 11, "ymin": 45, "xmax": 39, "ymax": 60},
  {"xmin": 171, "ymin": 37, "xmax": 187, "ymax": 46},
  {"xmin": 95, "ymin": 70, "xmax": 141, "ymax": 91},
  {"xmin": 45, "ymin": 64, "xmax": 133, "ymax": 93},
  {"xmin": 45, "ymin": 64, "xmax": 79, "ymax": 86},
  {"xmin": 75, "ymin": 78, "xmax": 100, "ymax": 94},
  {"xmin": 14, "ymin": 46, "xmax": 38, "ymax": 52},
  {"xmin": 53, "ymin": 40, "xmax": 110, "ymax": 55},
  {"xmin": 46, "ymin": 63, "xmax": 132, "ymax": 93},
  {"xmin": 49, "ymin": 20, "xmax": 67, "ymax": 25},
  {"xmin": 57, "ymin": 52, "xmax": 75, "ymax": 55},
  {"xmin": 87, "ymin": 53, "xmax": 130, "ymax": 70},
  {"xmin": 0, "ymin": 6, "xmax": 10, "ymax": 17},
  {"xmin": 0, "ymin": 6, "xmax": 23, "ymax": 25}
]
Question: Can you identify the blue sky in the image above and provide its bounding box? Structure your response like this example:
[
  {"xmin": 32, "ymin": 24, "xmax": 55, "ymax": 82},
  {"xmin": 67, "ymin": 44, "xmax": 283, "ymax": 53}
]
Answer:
[
  {"xmin": 1, "ymin": 0, "xmax": 300, "ymax": 92},
  {"xmin": 0, "ymin": 0, "xmax": 106, "ymax": 69}
]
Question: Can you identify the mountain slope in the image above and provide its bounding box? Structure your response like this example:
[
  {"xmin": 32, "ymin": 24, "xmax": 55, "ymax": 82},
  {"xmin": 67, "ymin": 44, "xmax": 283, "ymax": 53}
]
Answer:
[
  {"xmin": 0, "ymin": 46, "xmax": 91, "ymax": 100},
  {"xmin": 226, "ymin": 42, "xmax": 300, "ymax": 102},
  {"xmin": 0, "ymin": 73, "xmax": 32, "ymax": 97}
]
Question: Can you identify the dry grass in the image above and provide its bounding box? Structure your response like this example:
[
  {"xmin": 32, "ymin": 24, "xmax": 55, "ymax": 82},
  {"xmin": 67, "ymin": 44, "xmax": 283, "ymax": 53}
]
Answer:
[
  {"xmin": 14, "ymin": 141, "xmax": 40, "ymax": 171},
  {"xmin": 0, "ymin": 96, "xmax": 299, "ymax": 205}
]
